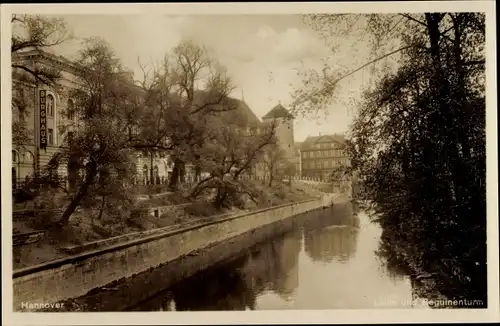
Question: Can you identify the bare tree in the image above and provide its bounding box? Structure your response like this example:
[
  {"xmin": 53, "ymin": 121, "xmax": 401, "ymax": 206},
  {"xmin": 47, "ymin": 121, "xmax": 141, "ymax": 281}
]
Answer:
[
  {"xmin": 133, "ymin": 40, "xmax": 237, "ymax": 191},
  {"xmin": 262, "ymin": 143, "xmax": 288, "ymax": 187},
  {"xmin": 188, "ymin": 118, "xmax": 279, "ymax": 209},
  {"xmin": 11, "ymin": 14, "xmax": 72, "ymax": 85},
  {"xmin": 54, "ymin": 37, "xmax": 138, "ymax": 226}
]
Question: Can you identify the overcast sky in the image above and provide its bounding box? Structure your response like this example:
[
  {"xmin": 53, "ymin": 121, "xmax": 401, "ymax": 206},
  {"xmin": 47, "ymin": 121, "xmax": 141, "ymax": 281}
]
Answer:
[{"xmin": 49, "ymin": 14, "xmax": 373, "ymax": 142}]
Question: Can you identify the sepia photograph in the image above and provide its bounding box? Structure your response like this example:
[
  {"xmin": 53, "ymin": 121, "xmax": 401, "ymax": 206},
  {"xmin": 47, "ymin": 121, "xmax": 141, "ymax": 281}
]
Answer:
[{"xmin": 1, "ymin": 1, "xmax": 498, "ymax": 325}]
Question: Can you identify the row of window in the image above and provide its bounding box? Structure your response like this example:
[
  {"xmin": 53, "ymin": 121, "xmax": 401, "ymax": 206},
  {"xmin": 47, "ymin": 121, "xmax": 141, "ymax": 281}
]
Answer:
[
  {"xmin": 302, "ymin": 149, "xmax": 346, "ymax": 158},
  {"xmin": 302, "ymin": 159, "xmax": 349, "ymax": 169},
  {"xmin": 45, "ymin": 93, "xmax": 76, "ymax": 147},
  {"xmin": 12, "ymin": 150, "xmax": 34, "ymax": 163},
  {"xmin": 39, "ymin": 128, "xmax": 74, "ymax": 147},
  {"xmin": 41, "ymin": 93, "xmax": 76, "ymax": 120},
  {"xmin": 313, "ymin": 142, "xmax": 341, "ymax": 150}
]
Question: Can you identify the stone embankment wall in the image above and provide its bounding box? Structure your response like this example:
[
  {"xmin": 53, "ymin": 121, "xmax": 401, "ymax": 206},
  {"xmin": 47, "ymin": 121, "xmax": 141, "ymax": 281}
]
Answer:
[{"xmin": 13, "ymin": 194, "xmax": 336, "ymax": 310}]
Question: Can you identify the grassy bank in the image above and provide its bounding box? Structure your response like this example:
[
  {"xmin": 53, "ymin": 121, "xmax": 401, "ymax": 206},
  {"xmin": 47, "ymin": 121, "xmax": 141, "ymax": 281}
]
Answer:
[{"xmin": 13, "ymin": 180, "xmax": 322, "ymax": 270}]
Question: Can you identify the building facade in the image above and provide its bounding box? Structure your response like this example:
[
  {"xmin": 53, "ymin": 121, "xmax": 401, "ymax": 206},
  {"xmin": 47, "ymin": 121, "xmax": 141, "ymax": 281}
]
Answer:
[
  {"xmin": 11, "ymin": 49, "xmax": 274, "ymax": 192},
  {"xmin": 299, "ymin": 133, "xmax": 350, "ymax": 182},
  {"xmin": 11, "ymin": 49, "xmax": 175, "ymax": 190},
  {"xmin": 12, "ymin": 50, "xmax": 81, "ymax": 190}
]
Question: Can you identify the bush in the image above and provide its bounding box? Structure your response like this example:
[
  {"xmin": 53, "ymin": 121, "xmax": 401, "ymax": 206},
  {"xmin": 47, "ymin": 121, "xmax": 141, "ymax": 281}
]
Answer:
[{"xmin": 183, "ymin": 201, "xmax": 220, "ymax": 217}]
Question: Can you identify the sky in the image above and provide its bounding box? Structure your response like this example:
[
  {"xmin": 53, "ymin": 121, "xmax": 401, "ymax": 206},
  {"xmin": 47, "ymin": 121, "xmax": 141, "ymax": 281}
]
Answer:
[{"xmin": 49, "ymin": 14, "xmax": 374, "ymax": 142}]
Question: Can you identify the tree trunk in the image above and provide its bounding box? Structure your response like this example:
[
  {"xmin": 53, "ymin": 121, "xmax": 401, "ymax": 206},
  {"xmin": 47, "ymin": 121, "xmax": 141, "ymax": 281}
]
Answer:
[
  {"xmin": 195, "ymin": 165, "xmax": 201, "ymax": 182},
  {"xmin": 168, "ymin": 159, "xmax": 181, "ymax": 190},
  {"xmin": 214, "ymin": 188, "xmax": 227, "ymax": 210},
  {"xmin": 97, "ymin": 195, "xmax": 106, "ymax": 221},
  {"xmin": 58, "ymin": 161, "xmax": 97, "ymax": 225},
  {"xmin": 268, "ymin": 172, "xmax": 274, "ymax": 187},
  {"xmin": 179, "ymin": 162, "xmax": 186, "ymax": 183}
]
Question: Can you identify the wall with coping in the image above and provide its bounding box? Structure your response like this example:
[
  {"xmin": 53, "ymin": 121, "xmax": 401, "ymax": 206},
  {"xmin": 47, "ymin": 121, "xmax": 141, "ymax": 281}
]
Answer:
[{"xmin": 13, "ymin": 195, "xmax": 335, "ymax": 310}]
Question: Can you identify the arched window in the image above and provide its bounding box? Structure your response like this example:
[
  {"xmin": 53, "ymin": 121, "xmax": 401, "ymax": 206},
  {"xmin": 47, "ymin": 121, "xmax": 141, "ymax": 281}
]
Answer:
[
  {"xmin": 67, "ymin": 99, "xmax": 75, "ymax": 120},
  {"xmin": 142, "ymin": 164, "xmax": 149, "ymax": 184},
  {"xmin": 23, "ymin": 151, "xmax": 34, "ymax": 164},
  {"xmin": 47, "ymin": 94, "xmax": 55, "ymax": 117},
  {"xmin": 12, "ymin": 150, "xmax": 18, "ymax": 163}
]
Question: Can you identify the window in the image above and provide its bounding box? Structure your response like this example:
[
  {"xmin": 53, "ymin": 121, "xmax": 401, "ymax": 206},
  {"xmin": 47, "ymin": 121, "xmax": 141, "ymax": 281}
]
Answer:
[
  {"xmin": 47, "ymin": 94, "xmax": 55, "ymax": 117},
  {"xmin": 24, "ymin": 151, "xmax": 34, "ymax": 163},
  {"xmin": 48, "ymin": 129, "xmax": 54, "ymax": 145}
]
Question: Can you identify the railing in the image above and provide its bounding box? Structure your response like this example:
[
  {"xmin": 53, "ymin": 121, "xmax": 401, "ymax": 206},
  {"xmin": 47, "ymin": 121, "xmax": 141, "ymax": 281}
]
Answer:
[{"xmin": 12, "ymin": 176, "xmax": 69, "ymax": 195}]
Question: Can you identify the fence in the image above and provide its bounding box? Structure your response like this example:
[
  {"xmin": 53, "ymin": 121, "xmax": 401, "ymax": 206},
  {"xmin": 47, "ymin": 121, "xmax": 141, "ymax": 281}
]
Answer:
[{"xmin": 12, "ymin": 176, "xmax": 68, "ymax": 192}]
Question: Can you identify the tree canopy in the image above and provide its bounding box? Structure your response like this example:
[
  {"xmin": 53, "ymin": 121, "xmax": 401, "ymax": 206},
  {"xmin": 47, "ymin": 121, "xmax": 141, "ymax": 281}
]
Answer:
[{"xmin": 297, "ymin": 13, "xmax": 486, "ymax": 304}]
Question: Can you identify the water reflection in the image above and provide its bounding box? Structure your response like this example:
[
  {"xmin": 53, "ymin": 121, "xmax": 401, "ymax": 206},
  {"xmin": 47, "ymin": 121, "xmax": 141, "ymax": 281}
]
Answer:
[
  {"xmin": 303, "ymin": 204, "xmax": 359, "ymax": 264},
  {"xmin": 131, "ymin": 203, "xmax": 423, "ymax": 310},
  {"xmin": 133, "ymin": 229, "xmax": 302, "ymax": 311}
]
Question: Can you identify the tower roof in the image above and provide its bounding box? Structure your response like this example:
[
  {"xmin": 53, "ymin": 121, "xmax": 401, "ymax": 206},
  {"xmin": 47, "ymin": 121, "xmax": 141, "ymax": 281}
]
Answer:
[{"xmin": 262, "ymin": 103, "xmax": 294, "ymax": 120}]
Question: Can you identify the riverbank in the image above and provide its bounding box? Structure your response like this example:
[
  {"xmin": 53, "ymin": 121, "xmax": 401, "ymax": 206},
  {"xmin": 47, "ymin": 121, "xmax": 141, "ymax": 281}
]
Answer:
[
  {"xmin": 41, "ymin": 207, "xmax": 317, "ymax": 311},
  {"xmin": 14, "ymin": 193, "xmax": 341, "ymax": 311},
  {"xmin": 13, "ymin": 180, "xmax": 324, "ymax": 270}
]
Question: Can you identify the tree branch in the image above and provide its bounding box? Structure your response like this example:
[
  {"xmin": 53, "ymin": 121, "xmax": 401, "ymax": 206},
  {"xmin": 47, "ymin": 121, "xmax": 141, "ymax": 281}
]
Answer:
[
  {"xmin": 400, "ymin": 14, "xmax": 428, "ymax": 28},
  {"xmin": 11, "ymin": 64, "xmax": 54, "ymax": 85}
]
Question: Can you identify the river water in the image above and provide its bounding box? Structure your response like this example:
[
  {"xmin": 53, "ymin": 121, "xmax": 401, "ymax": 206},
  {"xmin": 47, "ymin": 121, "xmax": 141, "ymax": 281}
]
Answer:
[{"xmin": 130, "ymin": 202, "xmax": 429, "ymax": 311}]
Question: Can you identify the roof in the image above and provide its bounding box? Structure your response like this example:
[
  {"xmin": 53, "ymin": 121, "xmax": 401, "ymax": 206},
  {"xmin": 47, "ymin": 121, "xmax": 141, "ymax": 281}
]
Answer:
[
  {"xmin": 225, "ymin": 98, "xmax": 261, "ymax": 127},
  {"xmin": 193, "ymin": 90, "xmax": 261, "ymax": 127},
  {"xmin": 12, "ymin": 49, "xmax": 145, "ymax": 93},
  {"xmin": 262, "ymin": 103, "xmax": 294, "ymax": 120},
  {"xmin": 13, "ymin": 49, "xmax": 261, "ymax": 128},
  {"xmin": 12, "ymin": 49, "xmax": 84, "ymax": 74},
  {"xmin": 300, "ymin": 134, "xmax": 346, "ymax": 151}
]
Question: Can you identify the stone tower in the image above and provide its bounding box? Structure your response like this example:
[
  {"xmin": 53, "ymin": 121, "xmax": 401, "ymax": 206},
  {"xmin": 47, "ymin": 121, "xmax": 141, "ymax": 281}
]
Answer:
[{"xmin": 262, "ymin": 103, "xmax": 295, "ymax": 159}]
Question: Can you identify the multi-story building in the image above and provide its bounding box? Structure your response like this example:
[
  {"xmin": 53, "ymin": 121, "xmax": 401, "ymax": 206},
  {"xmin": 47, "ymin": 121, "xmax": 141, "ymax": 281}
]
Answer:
[
  {"xmin": 11, "ymin": 49, "xmax": 266, "ymax": 190},
  {"xmin": 11, "ymin": 50, "xmax": 177, "ymax": 190},
  {"xmin": 12, "ymin": 49, "xmax": 84, "ymax": 190},
  {"xmin": 299, "ymin": 133, "xmax": 350, "ymax": 182}
]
